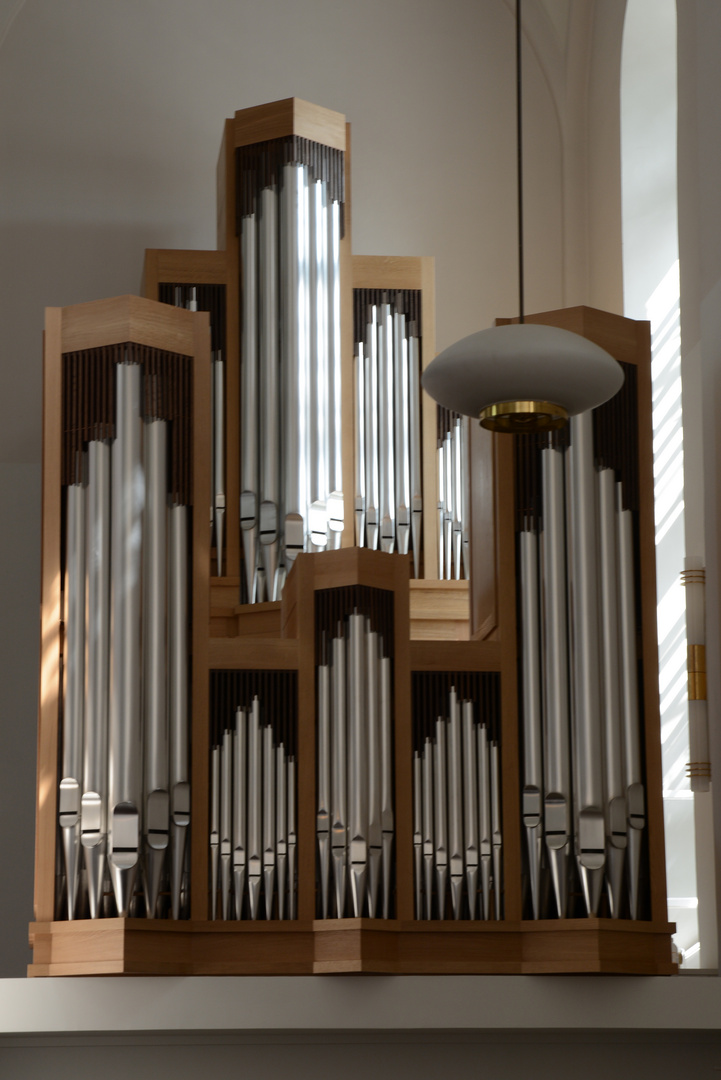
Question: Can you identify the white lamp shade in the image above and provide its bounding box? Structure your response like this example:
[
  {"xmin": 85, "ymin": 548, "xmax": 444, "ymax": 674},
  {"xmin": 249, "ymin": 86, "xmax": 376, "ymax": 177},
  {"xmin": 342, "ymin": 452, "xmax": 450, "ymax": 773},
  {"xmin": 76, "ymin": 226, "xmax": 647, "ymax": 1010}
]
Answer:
[{"xmin": 421, "ymin": 323, "xmax": 625, "ymax": 418}]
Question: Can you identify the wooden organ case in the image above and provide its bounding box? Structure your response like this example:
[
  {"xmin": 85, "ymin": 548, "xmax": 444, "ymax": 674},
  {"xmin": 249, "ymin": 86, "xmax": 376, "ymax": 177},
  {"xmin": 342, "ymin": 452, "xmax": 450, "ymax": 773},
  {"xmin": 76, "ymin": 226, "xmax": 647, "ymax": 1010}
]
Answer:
[{"xmin": 29, "ymin": 99, "xmax": 676, "ymax": 975}]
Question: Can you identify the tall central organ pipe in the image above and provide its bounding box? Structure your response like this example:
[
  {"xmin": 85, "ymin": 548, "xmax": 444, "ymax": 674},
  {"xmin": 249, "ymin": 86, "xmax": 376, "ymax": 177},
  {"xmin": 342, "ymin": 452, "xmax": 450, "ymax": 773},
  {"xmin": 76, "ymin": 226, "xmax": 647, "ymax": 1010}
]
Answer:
[{"xmin": 239, "ymin": 139, "xmax": 344, "ymax": 603}]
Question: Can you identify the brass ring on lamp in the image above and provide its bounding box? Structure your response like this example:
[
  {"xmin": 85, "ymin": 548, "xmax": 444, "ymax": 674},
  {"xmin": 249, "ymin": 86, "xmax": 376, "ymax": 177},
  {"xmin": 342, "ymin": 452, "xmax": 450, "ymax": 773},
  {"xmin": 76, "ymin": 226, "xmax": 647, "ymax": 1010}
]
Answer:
[{"xmin": 479, "ymin": 400, "xmax": 568, "ymax": 433}]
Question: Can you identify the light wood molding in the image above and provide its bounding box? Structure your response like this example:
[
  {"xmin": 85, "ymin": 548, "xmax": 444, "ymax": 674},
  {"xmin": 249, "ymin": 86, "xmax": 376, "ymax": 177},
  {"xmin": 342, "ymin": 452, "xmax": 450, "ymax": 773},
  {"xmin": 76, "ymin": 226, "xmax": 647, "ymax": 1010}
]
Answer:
[{"xmin": 233, "ymin": 97, "xmax": 346, "ymax": 152}]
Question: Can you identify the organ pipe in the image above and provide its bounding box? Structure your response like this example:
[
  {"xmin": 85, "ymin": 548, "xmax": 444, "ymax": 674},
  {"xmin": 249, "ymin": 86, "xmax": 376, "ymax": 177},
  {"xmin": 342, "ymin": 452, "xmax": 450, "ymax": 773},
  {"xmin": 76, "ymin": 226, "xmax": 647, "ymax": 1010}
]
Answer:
[
  {"xmin": 316, "ymin": 587, "xmax": 395, "ymax": 918},
  {"xmin": 209, "ymin": 672, "xmax": 297, "ymax": 921},
  {"xmin": 353, "ymin": 291, "xmax": 423, "ymax": 571},
  {"xmin": 515, "ymin": 364, "xmax": 647, "ymax": 921},
  {"xmin": 238, "ymin": 137, "xmax": 346, "ymax": 597},
  {"xmin": 59, "ymin": 343, "xmax": 193, "ymax": 922},
  {"xmin": 108, "ymin": 360, "xmax": 143, "ymax": 918},
  {"xmin": 412, "ymin": 673, "xmax": 501, "ymax": 921},
  {"xmin": 435, "ymin": 407, "xmax": 470, "ymax": 581},
  {"xmin": 81, "ymin": 439, "xmax": 110, "ymax": 920}
]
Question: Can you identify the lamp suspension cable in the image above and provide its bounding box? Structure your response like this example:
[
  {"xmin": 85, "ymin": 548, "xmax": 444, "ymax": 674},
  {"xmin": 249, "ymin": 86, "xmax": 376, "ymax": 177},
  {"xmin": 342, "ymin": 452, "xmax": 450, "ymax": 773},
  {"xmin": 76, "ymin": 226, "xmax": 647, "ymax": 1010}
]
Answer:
[{"xmin": 516, "ymin": 0, "xmax": 524, "ymax": 325}]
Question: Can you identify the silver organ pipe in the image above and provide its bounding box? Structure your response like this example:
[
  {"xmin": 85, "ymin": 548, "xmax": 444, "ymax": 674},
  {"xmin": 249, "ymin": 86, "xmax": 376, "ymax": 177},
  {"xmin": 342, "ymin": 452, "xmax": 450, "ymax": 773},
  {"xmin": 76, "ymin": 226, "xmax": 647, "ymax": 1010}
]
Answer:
[
  {"xmin": 354, "ymin": 291, "xmax": 423, "ymax": 571},
  {"xmin": 408, "ymin": 334, "xmax": 423, "ymax": 578},
  {"xmin": 348, "ymin": 612, "xmax": 368, "ymax": 914},
  {"xmin": 241, "ymin": 210, "xmax": 259, "ymax": 603},
  {"xmin": 598, "ymin": 467, "xmax": 627, "ymax": 918},
  {"xmin": 309, "ymin": 176, "xmax": 329, "ymax": 550},
  {"xmin": 569, "ymin": 412, "xmax": 606, "ymax": 918},
  {"xmin": 168, "ymin": 502, "xmax": 190, "ymax": 921},
  {"xmin": 108, "ymin": 360, "xmax": 143, "ymax": 918},
  {"xmin": 258, "ymin": 186, "xmax": 280, "ymax": 599},
  {"xmin": 462, "ymin": 700, "xmax": 479, "ymax": 920},
  {"xmin": 316, "ymin": 588, "xmax": 395, "ymax": 918},
  {"xmin": 233, "ymin": 708, "xmax": 247, "ymax": 918},
  {"xmin": 380, "ymin": 654, "xmax": 394, "ymax": 920},
  {"xmin": 412, "ymin": 673, "xmax": 501, "ymax": 921},
  {"xmin": 443, "ymin": 429, "xmax": 453, "ymax": 580},
  {"xmin": 60, "ymin": 475, "xmax": 86, "ymax": 920},
  {"xmin": 378, "ymin": 303, "xmax": 396, "ymax": 554},
  {"xmin": 478, "ymin": 720, "xmax": 493, "ymax": 920},
  {"xmin": 82, "ymin": 439, "xmax": 110, "ymax": 920},
  {"xmin": 413, "ymin": 750, "xmax": 423, "ymax": 918},
  {"xmin": 435, "ymin": 407, "xmax": 470, "ymax": 581},
  {"xmin": 366, "ymin": 625, "xmax": 383, "ymax": 916},
  {"xmin": 164, "ymin": 284, "xmax": 225, "ymax": 578},
  {"xmin": 519, "ymin": 524, "xmax": 543, "ymax": 920},
  {"xmin": 327, "ymin": 198, "xmax": 344, "ymax": 547},
  {"xmin": 364, "ymin": 306, "xmax": 380, "ymax": 552},
  {"xmin": 142, "ymin": 417, "xmax": 169, "ymax": 919},
  {"xmin": 238, "ymin": 138, "xmax": 346, "ymax": 598},
  {"xmin": 60, "ymin": 344, "xmax": 193, "ymax": 922},
  {"xmin": 221, "ymin": 728, "xmax": 233, "ymax": 920},
  {"xmin": 514, "ymin": 362, "xmax": 647, "ymax": 920},
  {"xmin": 393, "ymin": 311, "xmax": 411, "ymax": 556},
  {"xmin": 331, "ymin": 629, "xmax": 348, "ymax": 918},
  {"xmin": 354, "ymin": 342, "xmax": 366, "ymax": 546},
  {"xmin": 317, "ymin": 646, "xmax": 331, "ymax": 918},
  {"xmin": 618, "ymin": 485, "xmax": 645, "ymax": 919},
  {"xmin": 447, "ymin": 689, "xmax": 464, "ymax": 919},
  {"xmin": 209, "ymin": 672, "xmax": 297, "ymax": 921},
  {"xmin": 541, "ymin": 444, "xmax": 571, "ymax": 919}
]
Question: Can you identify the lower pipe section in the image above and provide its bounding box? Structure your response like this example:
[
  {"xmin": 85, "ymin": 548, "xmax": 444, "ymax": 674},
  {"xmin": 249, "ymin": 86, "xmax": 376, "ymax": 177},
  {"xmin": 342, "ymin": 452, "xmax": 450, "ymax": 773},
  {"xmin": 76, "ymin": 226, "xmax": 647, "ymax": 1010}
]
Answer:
[
  {"xmin": 209, "ymin": 671, "xmax": 297, "ymax": 920},
  {"xmin": 412, "ymin": 672, "xmax": 501, "ymax": 921}
]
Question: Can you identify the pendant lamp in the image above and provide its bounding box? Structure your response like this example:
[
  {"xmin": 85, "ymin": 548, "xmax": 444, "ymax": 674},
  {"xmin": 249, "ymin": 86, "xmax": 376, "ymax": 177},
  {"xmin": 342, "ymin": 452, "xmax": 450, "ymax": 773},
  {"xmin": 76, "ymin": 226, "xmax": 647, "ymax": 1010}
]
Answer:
[{"xmin": 421, "ymin": 0, "xmax": 624, "ymax": 433}]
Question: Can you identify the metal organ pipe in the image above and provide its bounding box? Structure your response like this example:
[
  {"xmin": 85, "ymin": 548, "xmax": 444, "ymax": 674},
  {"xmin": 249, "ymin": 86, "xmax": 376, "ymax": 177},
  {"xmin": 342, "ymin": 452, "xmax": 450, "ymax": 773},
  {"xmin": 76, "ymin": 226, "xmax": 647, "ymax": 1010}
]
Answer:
[
  {"xmin": 108, "ymin": 360, "xmax": 143, "ymax": 918},
  {"xmin": 82, "ymin": 439, "xmax": 111, "ymax": 920},
  {"xmin": 519, "ymin": 525, "xmax": 543, "ymax": 920},
  {"xmin": 60, "ymin": 475, "xmax": 86, "ymax": 920},
  {"xmin": 568, "ymin": 412, "xmax": 606, "ymax": 917},
  {"xmin": 364, "ymin": 308, "xmax": 380, "ymax": 552},
  {"xmin": 617, "ymin": 485, "xmax": 645, "ymax": 919},
  {"xmin": 541, "ymin": 444, "xmax": 571, "ymax": 919},
  {"xmin": 598, "ymin": 467, "xmax": 627, "ymax": 918},
  {"xmin": 514, "ymin": 366, "xmax": 647, "ymax": 922},
  {"xmin": 241, "ymin": 209, "xmax": 259, "ymax": 603},
  {"xmin": 412, "ymin": 677, "xmax": 500, "ymax": 921},
  {"xmin": 143, "ymin": 418, "xmax": 169, "ymax": 919},
  {"xmin": 59, "ymin": 344, "xmax": 193, "ymax": 923},
  {"xmin": 316, "ymin": 592, "xmax": 395, "ymax": 919},
  {"xmin": 354, "ymin": 292, "xmax": 423, "ymax": 570},
  {"xmin": 210, "ymin": 676, "xmax": 296, "ymax": 922},
  {"xmin": 239, "ymin": 139, "xmax": 346, "ymax": 598},
  {"xmin": 435, "ymin": 407, "xmax": 470, "ymax": 581},
  {"xmin": 409, "ymin": 334, "xmax": 423, "ymax": 578},
  {"xmin": 309, "ymin": 177, "xmax": 329, "ymax": 550},
  {"xmin": 327, "ymin": 198, "xmax": 344, "ymax": 547},
  {"xmin": 168, "ymin": 502, "xmax": 190, "ymax": 921}
]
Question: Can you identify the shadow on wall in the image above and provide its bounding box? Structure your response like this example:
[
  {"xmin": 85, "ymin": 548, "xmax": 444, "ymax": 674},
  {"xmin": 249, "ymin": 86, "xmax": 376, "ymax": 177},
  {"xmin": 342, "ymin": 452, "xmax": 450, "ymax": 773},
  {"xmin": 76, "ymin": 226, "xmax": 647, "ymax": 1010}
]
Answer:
[{"xmin": 0, "ymin": 462, "xmax": 41, "ymax": 977}]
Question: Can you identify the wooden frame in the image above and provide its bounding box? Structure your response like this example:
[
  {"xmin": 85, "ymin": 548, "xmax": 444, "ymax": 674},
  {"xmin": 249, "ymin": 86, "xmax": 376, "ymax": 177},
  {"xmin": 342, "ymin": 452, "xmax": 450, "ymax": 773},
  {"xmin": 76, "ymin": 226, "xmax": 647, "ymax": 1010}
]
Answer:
[
  {"xmin": 29, "ymin": 94, "xmax": 675, "ymax": 976},
  {"xmin": 33, "ymin": 294, "xmax": 210, "ymax": 932}
]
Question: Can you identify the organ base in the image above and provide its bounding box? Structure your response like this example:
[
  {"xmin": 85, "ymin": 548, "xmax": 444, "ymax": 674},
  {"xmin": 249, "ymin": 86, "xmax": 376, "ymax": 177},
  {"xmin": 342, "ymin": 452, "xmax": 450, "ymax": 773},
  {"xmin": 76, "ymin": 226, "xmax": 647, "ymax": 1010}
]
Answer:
[{"xmin": 28, "ymin": 917, "xmax": 676, "ymax": 976}]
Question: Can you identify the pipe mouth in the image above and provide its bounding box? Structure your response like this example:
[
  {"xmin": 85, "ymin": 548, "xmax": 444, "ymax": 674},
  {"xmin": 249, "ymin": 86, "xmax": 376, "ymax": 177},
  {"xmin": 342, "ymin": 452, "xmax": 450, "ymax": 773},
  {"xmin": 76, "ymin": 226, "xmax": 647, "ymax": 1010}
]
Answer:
[{"xmin": 479, "ymin": 400, "xmax": 568, "ymax": 433}]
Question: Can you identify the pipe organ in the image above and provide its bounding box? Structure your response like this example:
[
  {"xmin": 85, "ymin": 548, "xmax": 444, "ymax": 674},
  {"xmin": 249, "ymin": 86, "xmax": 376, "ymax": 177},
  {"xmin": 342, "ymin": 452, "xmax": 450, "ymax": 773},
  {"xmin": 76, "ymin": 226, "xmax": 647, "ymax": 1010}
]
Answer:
[{"xmin": 31, "ymin": 100, "xmax": 675, "ymax": 976}]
